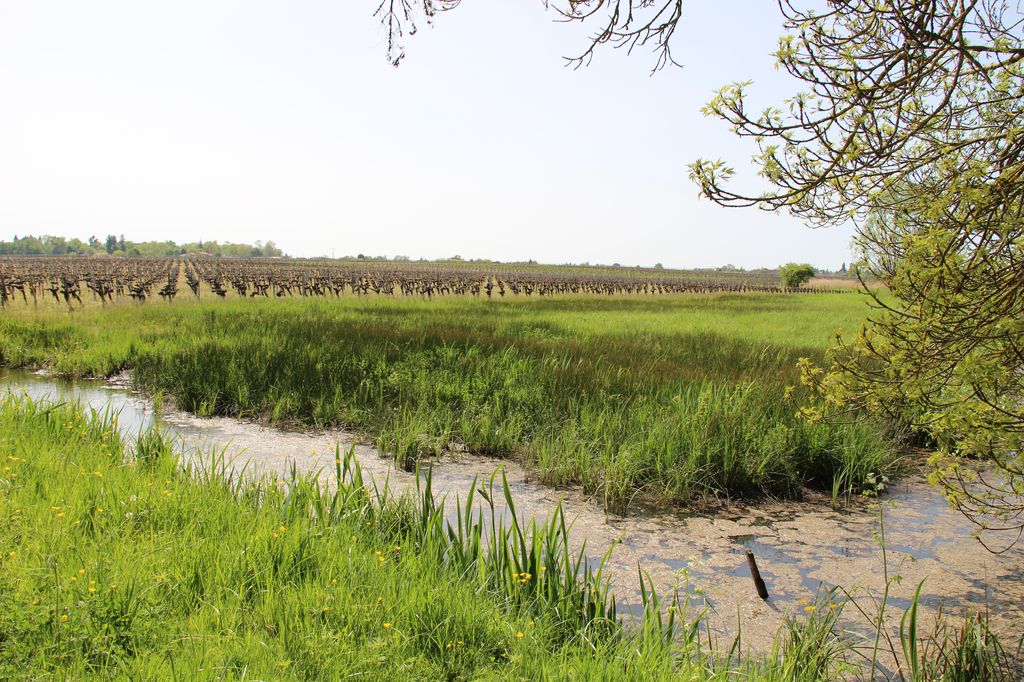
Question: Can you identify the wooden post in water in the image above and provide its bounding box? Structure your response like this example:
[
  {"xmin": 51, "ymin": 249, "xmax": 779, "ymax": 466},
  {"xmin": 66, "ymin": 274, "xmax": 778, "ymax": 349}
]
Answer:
[{"xmin": 745, "ymin": 550, "xmax": 769, "ymax": 600}]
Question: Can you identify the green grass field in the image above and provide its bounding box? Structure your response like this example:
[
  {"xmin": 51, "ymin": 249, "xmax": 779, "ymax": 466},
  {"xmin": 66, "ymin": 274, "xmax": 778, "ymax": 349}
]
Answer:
[
  {"xmin": 0, "ymin": 293, "xmax": 897, "ymax": 508},
  {"xmin": 2, "ymin": 294, "xmax": 1015, "ymax": 679}
]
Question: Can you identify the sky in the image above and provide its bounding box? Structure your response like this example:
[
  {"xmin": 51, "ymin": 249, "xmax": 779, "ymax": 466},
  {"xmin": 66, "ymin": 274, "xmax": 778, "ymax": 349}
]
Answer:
[{"xmin": 0, "ymin": 1, "xmax": 856, "ymax": 269}]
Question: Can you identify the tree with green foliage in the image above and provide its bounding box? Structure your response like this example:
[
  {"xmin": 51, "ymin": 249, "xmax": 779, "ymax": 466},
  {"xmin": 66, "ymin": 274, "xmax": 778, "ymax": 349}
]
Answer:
[
  {"xmin": 684, "ymin": 1, "xmax": 1024, "ymax": 536},
  {"xmin": 778, "ymin": 263, "xmax": 815, "ymax": 289},
  {"xmin": 0, "ymin": 235, "xmax": 96, "ymax": 256},
  {"xmin": 0, "ymin": 234, "xmax": 287, "ymax": 259}
]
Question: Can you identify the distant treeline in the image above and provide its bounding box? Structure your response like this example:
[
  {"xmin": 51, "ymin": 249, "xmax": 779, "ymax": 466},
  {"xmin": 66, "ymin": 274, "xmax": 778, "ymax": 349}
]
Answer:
[{"xmin": 0, "ymin": 234, "xmax": 284, "ymax": 258}]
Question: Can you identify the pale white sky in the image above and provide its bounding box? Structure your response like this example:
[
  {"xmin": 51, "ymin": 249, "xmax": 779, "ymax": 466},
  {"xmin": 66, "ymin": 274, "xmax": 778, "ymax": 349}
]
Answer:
[{"xmin": 0, "ymin": 1, "xmax": 855, "ymax": 269}]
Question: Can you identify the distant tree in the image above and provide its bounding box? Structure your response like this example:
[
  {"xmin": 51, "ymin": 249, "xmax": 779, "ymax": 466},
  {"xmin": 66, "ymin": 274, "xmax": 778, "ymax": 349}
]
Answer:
[
  {"xmin": 0, "ymin": 235, "xmax": 41, "ymax": 255},
  {"xmin": 0, "ymin": 234, "xmax": 281, "ymax": 258},
  {"xmin": 778, "ymin": 263, "xmax": 815, "ymax": 288},
  {"xmin": 653, "ymin": 263, "xmax": 664, "ymax": 269}
]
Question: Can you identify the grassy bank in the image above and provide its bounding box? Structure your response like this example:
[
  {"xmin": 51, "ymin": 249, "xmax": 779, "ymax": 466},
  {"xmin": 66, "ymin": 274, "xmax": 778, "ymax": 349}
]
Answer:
[
  {"xmin": 1, "ymin": 395, "xmax": 1013, "ymax": 679},
  {"xmin": 0, "ymin": 394, "xmax": 636, "ymax": 678},
  {"xmin": 0, "ymin": 294, "xmax": 897, "ymax": 507}
]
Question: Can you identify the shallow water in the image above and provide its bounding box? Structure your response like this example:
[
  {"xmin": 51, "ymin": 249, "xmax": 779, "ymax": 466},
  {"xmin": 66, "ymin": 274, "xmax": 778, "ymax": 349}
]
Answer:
[{"xmin": 3, "ymin": 367, "xmax": 1022, "ymax": 660}]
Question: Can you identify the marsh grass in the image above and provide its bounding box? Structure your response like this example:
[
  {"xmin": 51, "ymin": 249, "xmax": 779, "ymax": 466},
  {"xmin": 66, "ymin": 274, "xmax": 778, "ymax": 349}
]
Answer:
[{"xmin": 0, "ymin": 294, "xmax": 900, "ymax": 507}]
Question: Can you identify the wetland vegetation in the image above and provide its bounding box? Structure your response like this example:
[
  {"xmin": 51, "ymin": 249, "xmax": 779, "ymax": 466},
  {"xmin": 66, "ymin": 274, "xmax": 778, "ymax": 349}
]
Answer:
[
  {"xmin": 0, "ymin": 293, "xmax": 896, "ymax": 510},
  {"xmin": 2, "ymin": 393, "xmax": 1015, "ymax": 680}
]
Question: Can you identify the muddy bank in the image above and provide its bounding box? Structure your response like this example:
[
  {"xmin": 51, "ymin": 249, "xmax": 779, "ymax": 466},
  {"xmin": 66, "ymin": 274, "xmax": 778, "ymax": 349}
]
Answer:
[{"xmin": 3, "ymin": 367, "xmax": 1022, "ymax": 662}]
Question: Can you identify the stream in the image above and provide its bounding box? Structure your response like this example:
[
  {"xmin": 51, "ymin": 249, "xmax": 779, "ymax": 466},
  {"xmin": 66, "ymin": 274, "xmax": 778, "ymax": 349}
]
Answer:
[{"xmin": 3, "ymin": 367, "xmax": 1022, "ymax": 661}]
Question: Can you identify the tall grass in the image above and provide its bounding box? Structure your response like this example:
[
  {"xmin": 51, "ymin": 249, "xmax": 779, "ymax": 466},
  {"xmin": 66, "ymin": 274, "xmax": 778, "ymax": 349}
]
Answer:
[
  {"xmin": 0, "ymin": 393, "xmax": 630, "ymax": 678},
  {"xmin": 0, "ymin": 294, "xmax": 898, "ymax": 506},
  {"xmin": 0, "ymin": 395, "xmax": 1011, "ymax": 679}
]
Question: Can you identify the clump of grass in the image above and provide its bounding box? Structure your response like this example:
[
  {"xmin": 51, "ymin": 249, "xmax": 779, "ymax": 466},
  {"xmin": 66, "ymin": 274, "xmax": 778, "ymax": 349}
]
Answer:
[
  {"xmin": 770, "ymin": 590, "xmax": 855, "ymax": 681},
  {"xmin": 919, "ymin": 611, "xmax": 1018, "ymax": 681}
]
